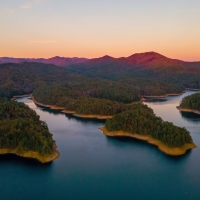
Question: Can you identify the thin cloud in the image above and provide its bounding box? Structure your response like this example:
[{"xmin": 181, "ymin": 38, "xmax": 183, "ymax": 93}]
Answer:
[{"xmin": 31, "ymin": 40, "xmax": 59, "ymax": 44}]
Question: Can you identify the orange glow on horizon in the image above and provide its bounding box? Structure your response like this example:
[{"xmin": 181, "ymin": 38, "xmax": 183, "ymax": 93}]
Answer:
[
  {"xmin": 1, "ymin": 1, "xmax": 200, "ymax": 62},
  {"xmin": 0, "ymin": 45, "xmax": 200, "ymax": 62}
]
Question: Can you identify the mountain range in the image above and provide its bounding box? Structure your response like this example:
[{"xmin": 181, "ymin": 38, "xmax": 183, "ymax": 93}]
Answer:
[
  {"xmin": 0, "ymin": 56, "xmax": 88, "ymax": 66},
  {"xmin": 1, "ymin": 52, "xmax": 200, "ymax": 68},
  {"xmin": 1, "ymin": 52, "xmax": 200, "ymax": 88}
]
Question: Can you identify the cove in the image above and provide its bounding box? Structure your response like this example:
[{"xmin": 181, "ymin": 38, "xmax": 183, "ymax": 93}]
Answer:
[{"xmin": 0, "ymin": 90, "xmax": 200, "ymax": 200}]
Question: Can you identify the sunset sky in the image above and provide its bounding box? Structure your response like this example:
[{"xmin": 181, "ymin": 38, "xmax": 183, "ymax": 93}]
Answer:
[{"xmin": 1, "ymin": 0, "xmax": 200, "ymax": 61}]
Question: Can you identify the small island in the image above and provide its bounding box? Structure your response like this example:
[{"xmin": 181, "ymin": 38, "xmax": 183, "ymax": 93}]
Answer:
[
  {"xmin": 0, "ymin": 99, "xmax": 60, "ymax": 163},
  {"xmin": 177, "ymin": 93, "xmax": 200, "ymax": 115},
  {"xmin": 100, "ymin": 104, "xmax": 196, "ymax": 156}
]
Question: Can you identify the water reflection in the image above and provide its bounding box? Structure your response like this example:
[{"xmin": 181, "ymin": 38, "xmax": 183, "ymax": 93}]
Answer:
[
  {"xmin": 35, "ymin": 105, "xmax": 63, "ymax": 116},
  {"xmin": 0, "ymin": 154, "xmax": 53, "ymax": 167},
  {"xmin": 144, "ymin": 98, "xmax": 168, "ymax": 103},
  {"xmin": 105, "ymin": 136, "xmax": 192, "ymax": 161},
  {"xmin": 179, "ymin": 111, "xmax": 200, "ymax": 123},
  {"xmin": 35, "ymin": 105, "xmax": 106, "ymax": 125}
]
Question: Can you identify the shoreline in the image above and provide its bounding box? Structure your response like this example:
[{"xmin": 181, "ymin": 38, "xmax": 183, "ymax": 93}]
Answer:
[
  {"xmin": 30, "ymin": 95, "xmax": 113, "ymax": 120},
  {"xmin": 73, "ymin": 113, "xmax": 112, "ymax": 119},
  {"xmin": 185, "ymin": 88, "xmax": 200, "ymax": 91},
  {"xmin": 11, "ymin": 94, "xmax": 31, "ymax": 101},
  {"xmin": 177, "ymin": 106, "xmax": 200, "ymax": 115},
  {"xmin": 0, "ymin": 142, "xmax": 60, "ymax": 163},
  {"xmin": 142, "ymin": 91, "xmax": 186, "ymax": 99},
  {"xmin": 99, "ymin": 127, "xmax": 197, "ymax": 156},
  {"xmin": 142, "ymin": 88, "xmax": 200, "ymax": 100}
]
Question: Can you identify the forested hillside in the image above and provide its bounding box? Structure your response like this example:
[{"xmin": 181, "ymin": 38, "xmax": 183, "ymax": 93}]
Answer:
[
  {"xmin": 119, "ymin": 78, "xmax": 184, "ymax": 96},
  {"xmin": 33, "ymin": 80, "xmax": 141, "ymax": 105},
  {"xmin": 0, "ymin": 62, "xmax": 84, "ymax": 98},
  {"xmin": 105, "ymin": 104, "xmax": 193, "ymax": 147},
  {"xmin": 180, "ymin": 93, "xmax": 200, "ymax": 111},
  {"xmin": 0, "ymin": 61, "xmax": 186, "ymax": 99},
  {"xmin": 69, "ymin": 98, "xmax": 127, "ymax": 116},
  {"xmin": 0, "ymin": 99, "xmax": 54, "ymax": 155}
]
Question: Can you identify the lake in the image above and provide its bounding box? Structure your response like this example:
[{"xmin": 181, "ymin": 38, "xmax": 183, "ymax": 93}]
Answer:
[{"xmin": 0, "ymin": 91, "xmax": 200, "ymax": 200}]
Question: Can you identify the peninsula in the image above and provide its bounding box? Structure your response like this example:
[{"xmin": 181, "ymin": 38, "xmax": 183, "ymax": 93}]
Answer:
[
  {"xmin": 0, "ymin": 99, "xmax": 60, "ymax": 163},
  {"xmin": 102, "ymin": 103, "xmax": 196, "ymax": 156}
]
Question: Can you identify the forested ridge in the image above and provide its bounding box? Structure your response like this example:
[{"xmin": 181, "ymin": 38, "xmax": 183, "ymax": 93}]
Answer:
[
  {"xmin": 0, "ymin": 99, "xmax": 54, "ymax": 155},
  {"xmin": 0, "ymin": 62, "xmax": 84, "ymax": 98},
  {"xmin": 105, "ymin": 104, "xmax": 193, "ymax": 147},
  {"xmin": 33, "ymin": 83, "xmax": 135, "ymax": 115},
  {"xmin": 0, "ymin": 62, "xmax": 185, "ymax": 99},
  {"xmin": 180, "ymin": 93, "xmax": 200, "ymax": 111}
]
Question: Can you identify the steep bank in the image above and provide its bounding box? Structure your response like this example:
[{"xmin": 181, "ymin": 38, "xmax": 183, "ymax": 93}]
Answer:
[{"xmin": 100, "ymin": 127, "xmax": 197, "ymax": 156}]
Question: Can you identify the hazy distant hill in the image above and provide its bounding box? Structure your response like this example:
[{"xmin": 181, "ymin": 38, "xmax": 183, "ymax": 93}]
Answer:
[
  {"xmin": 1, "ymin": 52, "xmax": 200, "ymax": 88},
  {"xmin": 0, "ymin": 56, "xmax": 88, "ymax": 66},
  {"xmin": 66, "ymin": 52, "xmax": 200, "ymax": 88},
  {"xmin": 68, "ymin": 52, "xmax": 200, "ymax": 70}
]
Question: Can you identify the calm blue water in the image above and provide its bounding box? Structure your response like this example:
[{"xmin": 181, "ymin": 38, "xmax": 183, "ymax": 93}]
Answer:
[{"xmin": 1, "ymin": 91, "xmax": 200, "ymax": 200}]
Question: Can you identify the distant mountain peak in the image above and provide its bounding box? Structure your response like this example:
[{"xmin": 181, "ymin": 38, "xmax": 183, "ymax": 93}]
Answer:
[
  {"xmin": 51, "ymin": 56, "xmax": 63, "ymax": 59},
  {"xmin": 101, "ymin": 55, "xmax": 114, "ymax": 59},
  {"xmin": 128, "ymin": 51, "xmax": 167, "ymax": 59}
]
